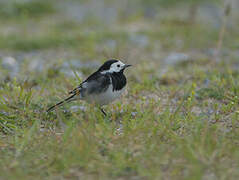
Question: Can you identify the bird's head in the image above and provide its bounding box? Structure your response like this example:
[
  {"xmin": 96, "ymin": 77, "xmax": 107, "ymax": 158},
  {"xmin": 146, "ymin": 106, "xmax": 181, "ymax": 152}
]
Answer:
[{"xmin": 99, "ymin": 59, "xmax": 131, "ymax": 74}]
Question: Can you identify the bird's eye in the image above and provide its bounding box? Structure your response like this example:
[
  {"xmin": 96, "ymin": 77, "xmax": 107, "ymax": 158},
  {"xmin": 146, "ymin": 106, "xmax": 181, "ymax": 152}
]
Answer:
[{"xmin": 117, "ymin": 64, "xmax": 120, "ymax": 68}]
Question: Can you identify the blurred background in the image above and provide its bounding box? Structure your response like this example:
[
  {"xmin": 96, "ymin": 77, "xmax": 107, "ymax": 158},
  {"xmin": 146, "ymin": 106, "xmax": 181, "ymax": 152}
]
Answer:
[
  {"xmin": 0, "ymin": 0, "xmax": 238, "ymax": 81},
  {"xmin": 1, "ymin": 1, "xmax": 239, "ymax": 178}
]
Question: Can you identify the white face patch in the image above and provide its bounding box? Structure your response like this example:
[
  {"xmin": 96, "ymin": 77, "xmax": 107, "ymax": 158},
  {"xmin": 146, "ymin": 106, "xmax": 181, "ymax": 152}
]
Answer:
[{"xmin": 101, "ymin": 61, "xmax": 125, "ymax": 74}]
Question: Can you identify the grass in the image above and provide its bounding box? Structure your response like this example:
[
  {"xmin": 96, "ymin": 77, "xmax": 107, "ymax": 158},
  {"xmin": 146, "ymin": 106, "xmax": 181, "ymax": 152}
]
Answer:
[
  {"xmin": 0, "ymin": 0, "xmax": 239, "ymax": 179},
  {"xmin": 0, "ymin": 0, "xmax": 55, "ymax": 19}
]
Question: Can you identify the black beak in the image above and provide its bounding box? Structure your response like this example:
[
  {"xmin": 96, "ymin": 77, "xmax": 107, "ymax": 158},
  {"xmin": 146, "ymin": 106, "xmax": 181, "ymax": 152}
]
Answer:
[{"xmin": 123, "ymin": 64, "xmax": 132, "ymax": 69}]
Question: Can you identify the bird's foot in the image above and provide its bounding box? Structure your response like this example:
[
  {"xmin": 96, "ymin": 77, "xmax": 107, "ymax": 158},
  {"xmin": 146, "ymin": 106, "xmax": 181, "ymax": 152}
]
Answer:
[{"xmin": 100, "ymin": 108, "xmax": 107, "ymax": 116}]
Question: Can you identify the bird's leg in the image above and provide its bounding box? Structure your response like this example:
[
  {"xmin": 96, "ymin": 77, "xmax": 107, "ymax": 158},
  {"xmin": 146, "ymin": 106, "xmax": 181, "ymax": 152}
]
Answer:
[{"xmin": 100, "ymin": 108, "xmax": 107, "ymax": 116}]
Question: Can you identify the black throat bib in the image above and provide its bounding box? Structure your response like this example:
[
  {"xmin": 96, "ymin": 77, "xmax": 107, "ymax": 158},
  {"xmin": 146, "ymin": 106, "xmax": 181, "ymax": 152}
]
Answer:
[{"xmin": 110, "ymin": 72, "xmax": 127, "ymax": 91}]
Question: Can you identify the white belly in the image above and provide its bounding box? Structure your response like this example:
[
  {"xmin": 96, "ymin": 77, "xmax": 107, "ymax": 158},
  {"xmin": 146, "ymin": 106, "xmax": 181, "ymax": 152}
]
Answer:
[{"xmin": 84, "ymin": 85, "xmax": 124, "ymax": 106}]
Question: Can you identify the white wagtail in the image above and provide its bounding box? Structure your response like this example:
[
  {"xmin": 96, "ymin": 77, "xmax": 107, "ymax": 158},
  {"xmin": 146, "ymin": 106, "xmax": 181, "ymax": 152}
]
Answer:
[{"xmin": 47, "ymin": 59, "xmax": 131, "ymax": 115}]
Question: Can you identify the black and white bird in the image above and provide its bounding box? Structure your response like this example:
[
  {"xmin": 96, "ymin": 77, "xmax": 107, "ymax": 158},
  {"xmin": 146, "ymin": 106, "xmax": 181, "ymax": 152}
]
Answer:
[{"xmin": 47, "ymin": 59, "xmax": 131, "ymax": 115}]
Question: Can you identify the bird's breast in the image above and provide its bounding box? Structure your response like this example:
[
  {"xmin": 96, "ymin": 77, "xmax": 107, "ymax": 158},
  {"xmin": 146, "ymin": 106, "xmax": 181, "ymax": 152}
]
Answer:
[
  {"xmin": 101, "ymin": 84, "xmax": 124, "ymax": 105},
  {"xmin": 84, "ymin": 84, "xmax": 124, "ymax": 106}
]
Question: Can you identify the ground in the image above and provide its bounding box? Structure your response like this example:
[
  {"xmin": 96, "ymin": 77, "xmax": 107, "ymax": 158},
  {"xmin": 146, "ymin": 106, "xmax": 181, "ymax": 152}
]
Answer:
[{"xmin": 0, "ymin": 0, "xmax": 239, "ymax": 179}]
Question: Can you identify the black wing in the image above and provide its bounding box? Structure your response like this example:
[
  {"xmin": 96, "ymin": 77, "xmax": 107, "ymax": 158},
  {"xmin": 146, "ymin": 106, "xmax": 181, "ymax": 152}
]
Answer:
[
  {"xmin": 69, "ymin": 72, "xmax": 111, "ymax": 96},
  {"xmin": 69, "ymin": 71, "xmax": 98, "ymax": 94}
]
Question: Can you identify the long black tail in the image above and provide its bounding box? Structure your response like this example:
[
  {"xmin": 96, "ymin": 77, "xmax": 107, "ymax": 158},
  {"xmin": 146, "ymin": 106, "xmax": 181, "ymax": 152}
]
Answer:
[{"xmin": 46, "ymin": 94, "xmax": 76, "ymax": 112}]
